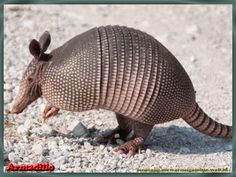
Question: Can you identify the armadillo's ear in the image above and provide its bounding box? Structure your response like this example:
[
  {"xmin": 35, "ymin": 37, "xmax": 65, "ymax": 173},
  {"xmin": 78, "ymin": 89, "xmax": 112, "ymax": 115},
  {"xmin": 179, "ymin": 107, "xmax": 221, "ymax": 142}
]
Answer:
[
  {"xmin": 39, "ymin": 31, "xmax": 51, "ymax": 52},
  {"xmin": 29, "ymin": 39, "xmax": 41, "ymax": 58}
]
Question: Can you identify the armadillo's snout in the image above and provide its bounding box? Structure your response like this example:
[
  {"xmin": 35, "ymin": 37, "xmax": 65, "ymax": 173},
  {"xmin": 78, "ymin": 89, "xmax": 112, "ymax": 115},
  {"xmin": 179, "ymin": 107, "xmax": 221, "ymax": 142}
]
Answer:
[
  {"xmin": 11, "ymin": 94, "xmax": 31, "ymax": 114},
  {"xmin": 11, "ymin": 101, "xmax": 26, "ymax": 114},
  {"xmin": 11, "ymin": 106, "xmax": 23, "ymax": 114}
]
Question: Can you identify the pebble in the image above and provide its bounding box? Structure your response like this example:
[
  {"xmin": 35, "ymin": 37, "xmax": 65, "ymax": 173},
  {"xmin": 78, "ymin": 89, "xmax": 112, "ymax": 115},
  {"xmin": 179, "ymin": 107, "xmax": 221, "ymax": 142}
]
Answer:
[
  {"xmin": 17, "ymin": 125, "xmax": 29, "ymax": 135},
  {"xmin": 4, "ymin": 83, "xmax": 13, "ymax": 91},
  {"xmin": 138, "ymin": 154, "xmax": 145, "ymax": 161},
  {"xmin": 71, "ymin": 122, "xmax": 89, "ymax": 137},
  {"xmin": 48, "ymin": 140, "xmax": 58, "ymax": 149},
  {"xmin": 24, "ymin": 119, "xmax": 31, "ymax": 129},
  {"xmin": 96, "ymin": 164, "xmax": 105, "ymax": 171},
  {"xmin": 99, "ymin": 144, "xmax": 105, "ymax": 151},
  {"xmin": 32, "ymin": 143, "xmax": 43, "ymax": 155},
  {"xmin": 83, "ymin": 142, "xmax": 93, "ymax": 151},
  {"xmin": 40, "ymin": 124, "xmax": 55, "ymax": 136},
  {"xmin": 8, "ymin": 152, "xmax": 19, "ymax": 162},
  {"xmin": 95, "ymin": 119, "xmax": 103, "ymax": 126},
  {"xmin": 116, "ymin": 139, "xmax": 124, "ymax": 145},
  {"xmin": 190, "ymin": 56, "xmax": 197, "ymax": 63},
  {"xmin": 145, "ymin": 149, "xmax": 152, "ymax": 157},
  {"xmin": 42, "ymin": 149, "xmax": 50, "ymax": 156}
]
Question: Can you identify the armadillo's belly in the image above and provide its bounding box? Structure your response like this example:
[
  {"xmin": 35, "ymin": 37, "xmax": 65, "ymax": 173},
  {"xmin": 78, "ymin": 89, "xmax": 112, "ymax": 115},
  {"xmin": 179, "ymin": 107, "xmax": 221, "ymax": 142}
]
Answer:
[{"xmin": 98, "ymin": 26, "xmax": 196, "ymax": 124}]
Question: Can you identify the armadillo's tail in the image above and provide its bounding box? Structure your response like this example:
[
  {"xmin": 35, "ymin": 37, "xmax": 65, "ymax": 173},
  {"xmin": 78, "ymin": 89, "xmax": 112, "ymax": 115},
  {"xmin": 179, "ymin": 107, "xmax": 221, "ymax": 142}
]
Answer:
[{"xmin": 183, "ymin": 103, "xmax": 232, "ymax": 139}]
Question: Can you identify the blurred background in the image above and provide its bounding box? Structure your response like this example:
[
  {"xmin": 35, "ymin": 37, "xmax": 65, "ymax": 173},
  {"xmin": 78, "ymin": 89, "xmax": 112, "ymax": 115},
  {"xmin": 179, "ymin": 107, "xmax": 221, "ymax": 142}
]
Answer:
[{"xmin": 4, "ymin": 5, "xmax": 232, "ymax": 172}]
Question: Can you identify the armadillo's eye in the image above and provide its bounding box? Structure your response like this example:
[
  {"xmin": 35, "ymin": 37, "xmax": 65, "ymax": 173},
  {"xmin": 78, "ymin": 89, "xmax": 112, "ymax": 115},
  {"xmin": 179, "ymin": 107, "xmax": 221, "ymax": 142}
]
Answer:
[{"xmin": 27, "ymin": 77, "xmax": 33, "ymax": 83}]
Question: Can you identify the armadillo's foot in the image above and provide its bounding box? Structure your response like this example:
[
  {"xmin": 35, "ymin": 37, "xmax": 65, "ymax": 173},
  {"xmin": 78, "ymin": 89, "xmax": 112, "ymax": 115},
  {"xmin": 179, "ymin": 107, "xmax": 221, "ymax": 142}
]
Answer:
[
  {"xmin": 95, "ymin": 126, "xmax": 130, "ymax": 144},
  {"xmin": 96, "ymin": 113, "xmax": 132, "ymax": 144},
  {"xmin": 43, "ymin": 104, "xmax": 60, "ymax": 122},
  {"xmin": 113, "ymin": 137, "xmax": 144, "ymax": 158}
]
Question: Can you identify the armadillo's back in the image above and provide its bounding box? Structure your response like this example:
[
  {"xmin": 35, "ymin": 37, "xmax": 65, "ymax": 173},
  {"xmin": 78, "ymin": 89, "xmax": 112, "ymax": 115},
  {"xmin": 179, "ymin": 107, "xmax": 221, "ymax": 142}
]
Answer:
[{"xmin": 42, "ymin": 25, "xmax": 196, "ymax": 124}]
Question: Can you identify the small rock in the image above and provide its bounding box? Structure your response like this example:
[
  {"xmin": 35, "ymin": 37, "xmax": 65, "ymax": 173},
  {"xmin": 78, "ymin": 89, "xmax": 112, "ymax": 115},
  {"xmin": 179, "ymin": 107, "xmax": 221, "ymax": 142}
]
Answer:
[
  {"xmin": 71, "ymin": 122, "xmax": 89, "ymax": 137},
  {"xmin": 95, "ymin": 119, "xmax": 103, "ymax": 126},
  {"xmin": 8, "ymin": 152, "xmax": 19, "ymax": 162},
  {"xmin": 99, "ymin": 144, "xmax": 105, "ymax": 150},
  {"xmin": 22, "ymin": 135, "xmax": 29, "ymax": 143},
  {"xmin": 146, "ymin": 149, "xmax": 152, "ymax": 156},
  {"xmin": 96, "ymin": 164, "xmax": 105, "ymax": 171},
  {"xmin": 48, "ymin": 140, "xmax": 58, "ymax": 149},
  {"xmin": 190, "ymin": 56, "xmax": 197, "ymax": 63},
  {"xmin": 83, "ymin": 142, "xmax": 93, "ymax": 151},
  {"xmin": 87, "ymin": 123, "xmax": 95, "ymax": 131},
  {"xmin": 17, "ymin": 125, "xmax": 29, "ymax": 135},
  {"xmin": 4, "ymin": 83, "xmax": 13, "ymax": 91},
  {"xmin": 4, "ymin": 92, "xmax": 13, "ymax": 104},
  {"xmin": 24, "ymin": 119, "xmax": 32, "ymax": 129},
  {"xmin": 116, "ymin": 139, "xmax": 124, "ymax": 145},
  {"xmin": 114, "ymin": 133, "xmax": 120, "ymax": 138},
  {"xmin": 40, "ymin": 124, "xmax": 55, "ymax": 136},
  {"xmin": 179, "ymin": 147, "xmax": 191, "ymax": 154},
  {"xmin": 32, "ymin": 143, "xmax": 43, "ymax": 155},
  {"xmin": 138, "ymin": 154, "xmax": 145, "ymax": 161},
  {"xmin": 42, "ymin": 149, "xmax": 50, "ymax": 156}
]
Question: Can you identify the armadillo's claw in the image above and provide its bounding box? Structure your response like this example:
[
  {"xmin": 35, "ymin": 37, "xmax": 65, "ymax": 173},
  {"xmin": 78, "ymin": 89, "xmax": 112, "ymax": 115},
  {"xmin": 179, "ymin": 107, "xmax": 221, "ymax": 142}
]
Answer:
[
  {"xmin": 42, "ymin": 104, "xmax": 60, "ymax": 122},
  {"xmin": 112, "ymin": 139, "xmax": 140, "ymax": 157}
]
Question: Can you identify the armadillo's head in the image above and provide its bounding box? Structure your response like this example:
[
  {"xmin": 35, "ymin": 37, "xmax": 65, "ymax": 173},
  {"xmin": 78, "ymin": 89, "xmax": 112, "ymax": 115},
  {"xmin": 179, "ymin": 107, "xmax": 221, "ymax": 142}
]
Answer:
[{"xmin": 11, "ymin": 31, "xmax": 52, "ymax": 114}]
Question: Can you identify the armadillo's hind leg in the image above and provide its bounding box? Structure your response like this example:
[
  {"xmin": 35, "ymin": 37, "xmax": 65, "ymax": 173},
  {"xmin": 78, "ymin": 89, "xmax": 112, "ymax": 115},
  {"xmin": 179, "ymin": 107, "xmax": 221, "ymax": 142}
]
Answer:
[
  {"xmin": 113, "ymin": 120, "xmax": 153, "ymax": 158},
  {"xmin": 43, "ymin": 103, "xmax": 60, "ymax": 122},
  {"xmin": 95, "ymin": 113, "xmax": 132, "ymax": 144}
]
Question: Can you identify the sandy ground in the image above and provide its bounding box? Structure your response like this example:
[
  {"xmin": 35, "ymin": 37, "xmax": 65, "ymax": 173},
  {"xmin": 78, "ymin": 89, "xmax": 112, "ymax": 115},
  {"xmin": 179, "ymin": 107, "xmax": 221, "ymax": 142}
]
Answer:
[{"xmin": 4, "ymin": 5, "xmax": 232, "ymax": 172}]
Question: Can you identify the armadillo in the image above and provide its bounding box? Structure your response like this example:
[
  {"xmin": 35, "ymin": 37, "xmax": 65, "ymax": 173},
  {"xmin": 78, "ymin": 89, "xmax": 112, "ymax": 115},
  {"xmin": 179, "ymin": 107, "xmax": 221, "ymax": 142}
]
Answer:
[{"xmin": 11, "ymin": 25, "xmax": 232, "ymax": 157}]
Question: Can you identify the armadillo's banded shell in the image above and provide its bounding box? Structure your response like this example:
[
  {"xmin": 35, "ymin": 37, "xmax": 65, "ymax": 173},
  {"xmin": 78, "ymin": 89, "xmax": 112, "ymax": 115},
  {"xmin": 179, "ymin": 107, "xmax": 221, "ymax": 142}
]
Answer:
[
  {"xmin": 98, "ymin": 26, "xmax": 195, "ymax": 124},
  {"xmin": 43, "ymin": 25, "xmax": 195, "ymax": 124}
]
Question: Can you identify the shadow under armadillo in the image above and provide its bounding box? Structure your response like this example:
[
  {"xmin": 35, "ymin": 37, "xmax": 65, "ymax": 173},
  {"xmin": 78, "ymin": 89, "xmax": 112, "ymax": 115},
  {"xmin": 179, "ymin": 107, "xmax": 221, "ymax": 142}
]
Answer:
[{"xmin": 144, "ymin": 126, "xmax": 232, "ymax": 154}]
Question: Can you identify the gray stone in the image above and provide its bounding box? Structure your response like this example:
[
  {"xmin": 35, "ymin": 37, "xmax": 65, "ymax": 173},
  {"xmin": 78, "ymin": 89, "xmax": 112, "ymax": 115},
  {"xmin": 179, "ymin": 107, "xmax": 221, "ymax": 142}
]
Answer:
[
  {"xmin": 71, "ymin": 122, "xmax": 89, "ymax": 137},
  {"xmin": 116, "ymin": 139, "xmax": 124, "ymax": 145}
]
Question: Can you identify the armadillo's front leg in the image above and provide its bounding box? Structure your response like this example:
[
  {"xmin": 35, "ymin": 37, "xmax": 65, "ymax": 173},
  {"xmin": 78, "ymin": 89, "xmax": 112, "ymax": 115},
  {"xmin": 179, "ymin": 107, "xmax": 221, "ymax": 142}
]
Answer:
[
  {"xmin": 43, "ymin": 103, "xmax": 60, "ymax": 122},
  {"xmin": 113, "ymin": 120, "xmax": 153, "ymax": 158},
  {"xmin": 95, "ymin": 113, "xmax": 132, "ymax": 143}
]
